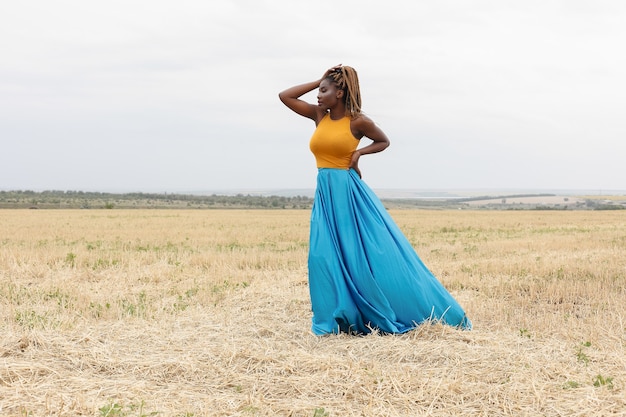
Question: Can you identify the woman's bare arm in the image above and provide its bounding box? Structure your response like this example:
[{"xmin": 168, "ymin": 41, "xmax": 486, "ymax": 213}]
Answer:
[
  {"xmin": 350, "ymin": 116, "xmax": 390, "ymax": 177},
  {"xmin": 278, "ymin": 65, "xmax": 342, "ymax": 121},
  {"xmin": 278, "ymin": 80, "xmax": 322, "ymax": 121}
]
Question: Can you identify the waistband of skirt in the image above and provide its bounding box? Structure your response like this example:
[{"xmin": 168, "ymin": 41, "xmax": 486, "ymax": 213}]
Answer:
[{"xmin": 317, "ymin": 167, "xmax": 351, "ymax": 171}]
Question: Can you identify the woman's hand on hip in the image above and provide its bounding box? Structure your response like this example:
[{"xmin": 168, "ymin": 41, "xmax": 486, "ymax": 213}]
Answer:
[{"xmin": 350, "ymin": 151, "xmax": 362, "ymax": 178}]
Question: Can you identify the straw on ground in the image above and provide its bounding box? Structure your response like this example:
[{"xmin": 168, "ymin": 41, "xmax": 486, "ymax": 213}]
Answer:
[{"xmin": 1, "ymin": 209, "xmax": 625, "ymax": 416}]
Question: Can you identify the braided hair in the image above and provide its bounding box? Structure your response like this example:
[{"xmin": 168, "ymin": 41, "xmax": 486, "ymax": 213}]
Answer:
[{"xmin": 326, "ymin": 66, "xmax": 362, "ymax": 118}]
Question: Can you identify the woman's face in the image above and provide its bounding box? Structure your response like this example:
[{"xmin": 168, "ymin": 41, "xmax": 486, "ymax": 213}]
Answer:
[{"xmin": 317, "ymin": 79, "xmax": 343, "ymax": 110}]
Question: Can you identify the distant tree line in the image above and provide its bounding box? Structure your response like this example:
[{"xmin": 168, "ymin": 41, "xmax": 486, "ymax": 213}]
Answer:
[
  {"xmin": 0, "ymin": 190, "xmax": 314, "ymax": 209},
  {"xmin": 1, "ymin": 190, "xmax": 623, "ymax": 210}
]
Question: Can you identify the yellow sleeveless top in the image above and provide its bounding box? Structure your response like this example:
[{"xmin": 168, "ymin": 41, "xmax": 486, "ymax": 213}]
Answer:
[{"xmin": 309, "ymin": 114, "xmax": 359, "ymax": 169}]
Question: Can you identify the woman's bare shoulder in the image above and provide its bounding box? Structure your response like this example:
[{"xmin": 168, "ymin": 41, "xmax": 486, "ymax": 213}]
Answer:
[{"xmin": 350, "ymin": 114, "xmax": 376, "ymax": 128}]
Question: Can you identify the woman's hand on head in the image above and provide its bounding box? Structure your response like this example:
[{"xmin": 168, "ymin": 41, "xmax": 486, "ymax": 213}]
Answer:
[{"xmin": 322, "ymin": 64, "xmax": 342, "ymax": 80}]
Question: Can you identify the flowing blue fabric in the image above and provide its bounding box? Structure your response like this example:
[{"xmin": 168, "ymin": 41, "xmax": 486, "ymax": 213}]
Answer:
[{"xmin": 308, "ymin": 168, "xmax": 472, "ymax": 335}]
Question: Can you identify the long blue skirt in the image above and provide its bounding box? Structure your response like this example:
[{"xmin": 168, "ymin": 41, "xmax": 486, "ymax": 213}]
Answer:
[{"xmin": 308, "ymin": 168, "xmax": 472, "ymax": 335}]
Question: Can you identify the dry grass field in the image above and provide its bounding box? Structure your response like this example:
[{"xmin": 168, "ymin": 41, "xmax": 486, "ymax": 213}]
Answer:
[{"xmin": 1, "ymin": 209, "xmax": 625, "ymax": 416}]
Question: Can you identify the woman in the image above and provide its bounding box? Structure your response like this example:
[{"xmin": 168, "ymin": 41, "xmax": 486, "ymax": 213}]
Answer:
[{"xmin": 279, "ymin": 65, "xmax": 471, "ymax": 335}]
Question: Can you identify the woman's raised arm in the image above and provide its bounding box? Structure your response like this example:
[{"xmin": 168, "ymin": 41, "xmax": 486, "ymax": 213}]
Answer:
[
  {"xmin": 278, "ymin": 65, "xmax": 342, "ymax": 121},
  {"xmin": 278, "ymin": 80, "xmax": 322, "ymax": 121}
]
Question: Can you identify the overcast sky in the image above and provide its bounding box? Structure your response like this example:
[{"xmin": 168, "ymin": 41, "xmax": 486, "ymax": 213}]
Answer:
[{"xmin": 1, "ymin": 1, "xmax": 624, "ymax": 193}]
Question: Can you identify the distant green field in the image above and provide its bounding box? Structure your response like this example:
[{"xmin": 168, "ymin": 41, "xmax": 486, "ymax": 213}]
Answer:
[{"xmin": 2, "ymin": 189, "xmax": 625, "ymax": 210}]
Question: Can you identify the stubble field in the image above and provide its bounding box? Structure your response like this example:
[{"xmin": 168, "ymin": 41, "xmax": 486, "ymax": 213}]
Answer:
[{"xmin": 1, "ymin": 209, "xmax": 625, "ymax": 416}]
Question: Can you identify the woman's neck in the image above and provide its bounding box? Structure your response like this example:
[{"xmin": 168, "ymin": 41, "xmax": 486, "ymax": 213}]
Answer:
[{"xmin": 328, "ymin": 106, "xmax": 346, "ymax": 120}]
